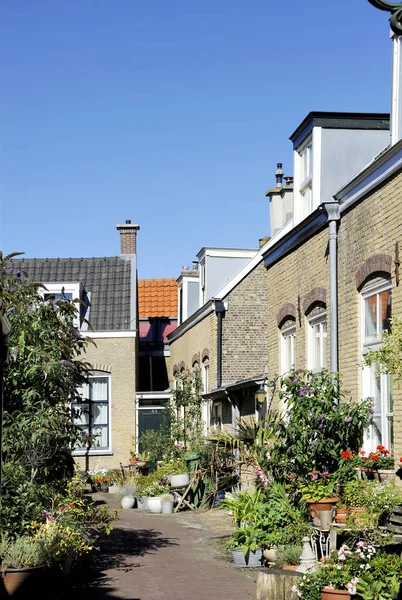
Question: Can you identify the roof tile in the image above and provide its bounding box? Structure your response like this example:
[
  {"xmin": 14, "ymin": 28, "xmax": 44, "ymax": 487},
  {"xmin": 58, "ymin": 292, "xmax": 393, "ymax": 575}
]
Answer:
[{"xmin": 138, "ymin": 278, "xmax": 178, "ymax": 318}]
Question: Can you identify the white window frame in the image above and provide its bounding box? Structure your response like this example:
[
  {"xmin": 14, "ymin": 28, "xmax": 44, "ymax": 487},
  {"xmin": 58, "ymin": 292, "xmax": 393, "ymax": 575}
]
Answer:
[
  {"xmin": 281, "ymin": 323, "xmax": 296, "ymax": 375},
  {"xmin": 299, "ymin": 137, "xmax": 313, "ymax": 219},
  {"xmin": 40, "ymin": 282, "xmax": 83, "ymax": 329},
  {"xmin": 308, "ymin": 311, "xmax": 327, "ymax": 372},
  {"xmin": 72, "ymin": 372, "xmax": 111, "ymax": 455},
  {"xmin": 360, "ymin": 280, "xmax": 393, "ymax": 452},
  {"xmin": 201, "ymin": 359, "xmax": 210, "ymax": 435}
]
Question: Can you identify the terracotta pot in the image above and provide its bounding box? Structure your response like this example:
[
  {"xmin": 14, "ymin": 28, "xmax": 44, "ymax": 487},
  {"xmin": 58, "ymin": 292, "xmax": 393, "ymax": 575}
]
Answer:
[
  {"xmin": 335, "ymin": 507, "xmax": 348, "ymax": 524},
  {"xmin": 129, "ymin": 457, "xmax": 137, "ymax": 465},
  {"xmin": 320, "ymin": 587, "xmax": 350, "ymax": 599},
  {"xmin": 282, "ymin": 564, "xmax": 299, "ymax": 571},
  {"xmin": 306, "ymin": 498, "xmax": 339, "ymax": 527},
  {"xmin": 1, "ymin": 565, "xmax": 45, "ymax": 596}
]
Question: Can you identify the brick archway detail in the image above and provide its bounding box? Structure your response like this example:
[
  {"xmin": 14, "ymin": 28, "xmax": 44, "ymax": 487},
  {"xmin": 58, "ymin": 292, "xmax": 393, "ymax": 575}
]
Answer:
[
  {"xmin": 303, "ymin": 287, "xmax": 327, "ymax": 315},
  {"xmin": 90, "ymin": 363, "xmax": 112, "ymax": 373},
  {"xmin": 201, "ymin": 348, "xmax": 210, "ymax": 361},
  {"xmin": 277, "ymin": 303, "xmax": 296, "ymax": 328},
  {"xmin": 356, "ymin": 254, "xmax": 392, "ymax": 290}
]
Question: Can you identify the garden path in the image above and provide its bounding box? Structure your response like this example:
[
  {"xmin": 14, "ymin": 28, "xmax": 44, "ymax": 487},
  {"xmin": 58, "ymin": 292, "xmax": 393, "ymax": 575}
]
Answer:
[{"xmin": 61, "ymin": 491, "xmax": 258, "ymax": 600}]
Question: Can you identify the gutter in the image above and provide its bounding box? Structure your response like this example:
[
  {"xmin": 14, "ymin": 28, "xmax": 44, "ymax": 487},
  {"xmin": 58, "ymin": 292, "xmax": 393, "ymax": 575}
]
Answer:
[{"xmin": 322, "ymin": 200, "xmax": 340, "ymax": 384}]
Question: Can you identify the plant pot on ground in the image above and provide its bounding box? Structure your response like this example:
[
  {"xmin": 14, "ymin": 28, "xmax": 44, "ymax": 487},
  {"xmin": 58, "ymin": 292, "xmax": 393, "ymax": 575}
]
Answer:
[{"xmin": 0, "ymin": 534, "xmax": 48, "ymax": 596}]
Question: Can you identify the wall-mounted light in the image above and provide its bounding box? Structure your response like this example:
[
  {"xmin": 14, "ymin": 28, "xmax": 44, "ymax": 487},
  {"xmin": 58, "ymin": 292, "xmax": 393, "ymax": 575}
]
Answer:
[{"xmin": 255, "ymin": 383, "xmax": 266, "ymax": 404}]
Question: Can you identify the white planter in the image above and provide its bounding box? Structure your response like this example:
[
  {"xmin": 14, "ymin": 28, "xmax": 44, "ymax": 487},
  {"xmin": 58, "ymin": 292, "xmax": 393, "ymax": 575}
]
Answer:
[
  {"xmin": 108, "ymin": 484, "xmax": 118, "ymax": 494},
  {"xmin": 121, "ymin": 495, "xmax": 135, "ymax": 509},
  {"xmin": 137, "ymin": 496, "xmax": 148, "ymax": 510},
  {"xmin": 170, "ymin": 473, "xmax": 189, "ymax": 488},
  {"xmin": 161, "ymin": 500, "xmax": 174, "ymax": 514},
  {"xmin": 148, "ymin": 496, "xmax": 162, "ymax": 513}
]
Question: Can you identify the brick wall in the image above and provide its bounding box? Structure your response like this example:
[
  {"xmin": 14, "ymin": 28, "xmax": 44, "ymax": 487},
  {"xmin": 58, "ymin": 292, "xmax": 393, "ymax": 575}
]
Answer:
[
  {"xmin": 221, "ymin": 261, "xmax": 269, "ymax": 384},
  {"xmin": 73, "ymin": 336, "xmax": 136, "ymax": 473},
  {"xmin": 169, "ymin": 311, "xmax": 216, "ymax": 389},
  {"xmin": 266, "ymin": 227, "xmax": 330, "ymax": 387}
]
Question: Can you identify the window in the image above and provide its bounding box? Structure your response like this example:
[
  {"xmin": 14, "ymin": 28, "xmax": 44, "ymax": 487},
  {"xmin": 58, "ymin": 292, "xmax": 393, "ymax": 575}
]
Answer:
[
  {"xmin": 361, "ymin": 281, "xmax": 392, "ymax": 451},
  {"xmin": 41, "ymin": 282, "xmax": 90, "ymax": 329},
  {"xmin": 281, "ymin": 322, "xmax": 296, "ymax": 374},
  {"xmin": 212, "ymin": 402, "xmax": 222, "ymax": 429},
  {"xmin": 201, "ymin": 358, "xmax": 210, "ymax": 435},
  {"xmin": 73, "ymin": 374, "xmax": 110, "ymax": 451},
  {"xmin": 299, "ymin": 139, "xmax": 312, "ymax": 219},
  {"xmin": 308, "ymin": 311, "xmax": 327, "ymax": 371}
]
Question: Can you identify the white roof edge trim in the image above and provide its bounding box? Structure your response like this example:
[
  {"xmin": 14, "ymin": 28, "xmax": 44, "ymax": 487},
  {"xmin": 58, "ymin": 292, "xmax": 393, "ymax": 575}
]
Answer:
[
  {"xmin": 335, "ymin": 141, "xmax": 402, "ymax": 212},
  {"xmin": 216, "ymin": 219, "xmax": 295, "ymax": 299}
]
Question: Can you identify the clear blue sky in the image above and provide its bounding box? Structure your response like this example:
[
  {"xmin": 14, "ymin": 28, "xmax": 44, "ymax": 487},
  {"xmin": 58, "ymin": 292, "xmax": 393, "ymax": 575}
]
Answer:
[{"xmin": 0, "ymin": 0, "xmax": 394, "ymax": 279}]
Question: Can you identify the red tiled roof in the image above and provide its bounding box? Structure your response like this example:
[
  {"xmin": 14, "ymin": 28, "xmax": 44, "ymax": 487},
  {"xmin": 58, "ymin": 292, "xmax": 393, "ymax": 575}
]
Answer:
[{"xmin": 138, "ymin": 278, "xmax": 178, "ymax": 318}]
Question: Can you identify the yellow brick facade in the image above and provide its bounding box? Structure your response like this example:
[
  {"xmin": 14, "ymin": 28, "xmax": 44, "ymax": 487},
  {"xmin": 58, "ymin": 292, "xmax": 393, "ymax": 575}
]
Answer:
[
  {"xmin": 337, "ymin": 169, "xmax": 402, "ymax": 461},
  {"xmin": 169, "ymin": 311, "xmax": 216, "ymax": 389},
  {"xmin": 266, "ymin": 228, "xmax": 330, "ymax": 389},
  {"xmin": 73, "ymin": 336, "xmax": 137, "ymax": 473}
]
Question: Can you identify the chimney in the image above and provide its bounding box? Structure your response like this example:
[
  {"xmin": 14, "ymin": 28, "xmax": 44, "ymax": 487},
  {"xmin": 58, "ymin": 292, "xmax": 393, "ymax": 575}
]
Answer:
[
  {"xmin": 275, "ymin": 162, "xmax": 284, "ymax": 188},
  {"xmin": 284, "ymin": 176, "xmax": 293, "ymax": 187},
  {"xmin": 116, "ymin": 220, "xmax": 140, "ymax": 255},
  {"xmin": 192, "ymin": 261, "xmax": 199, "ymax": 271}
]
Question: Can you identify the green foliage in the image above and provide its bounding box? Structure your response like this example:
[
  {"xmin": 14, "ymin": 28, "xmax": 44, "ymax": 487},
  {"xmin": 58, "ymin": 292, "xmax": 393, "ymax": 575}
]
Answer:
[
  {"xmin": 156, "ymin": 457, "xmax": 187, "ymax": 476},
  {"xmin": 220, "ymin": 487, "xmax": 266, "ymax": 526},
  {"xmin": 142, "ymin": 481, "xmax": 170, "ymax": 497},
  {"xmin": 356, "ymin": 551, "xmax": 402, "ymax": 599},
  {"xmin": 138, "ymin": 428, "xmax": 174, "ymax": 463},
  {"xmin": 116, "ymin": 482, "xmax": 136, "ymax": 499},
  {"xmin": 1, "ymin": 254, "xmax": 94, "ymax": 503},
  {"xmin": 263, "ymin": 369, "xmax": 373, "ymax": 483},
  {"xmin": 0, "ymin": 534, "xmax": 48, "ymax": 569},
  {"xmin": 167, "ymin": 368, "xmax": 204, "ymax": 448},
  {"xmin": 226, "ymin": 522, "xmax": 265, "ymax": 556},
  {"xmin": 297, "ymin": 472, "xmax": 337, "ymax": 502},
  {"xmin": 363, "ymin": 316, "xmax": 402, "ymax": 384},
  {"xmin": 273, "ymin": 544, "xmax": 302, "ymax": 568}
]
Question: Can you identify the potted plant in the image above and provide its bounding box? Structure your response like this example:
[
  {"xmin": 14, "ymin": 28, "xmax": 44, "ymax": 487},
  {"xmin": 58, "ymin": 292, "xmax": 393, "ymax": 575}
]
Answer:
[
  {"xmin": 273, "ymin": 544, "xmax": 302, "ymax": 571},
  {"xmin": 226, "ymin": 523, "xmax": 264, "ymax": 568},
  {"xmin": 129, "ymin": 450, "xmax": 137, "ymax": 465},
  {"xmin": 160, "ymin": 493, "xmax": 174, "ymax": 514},
  {"xmin": 0, "ymin": 534, "xmax": 48, "ymax": 595},
  {"xmin": 116, "ymin": 480, "xmax": 136, "ymax": 509},
  {"xmin": 143, "ymin": 482, "xmax": 170, "ymax": 513},
  {"xmin": 291, "ymin": 541, "xmax": 402, "ymax": 600},
  {"xmin": 297, "ymin": 472, "xmax": 338, "ymax": 527},
  {"xmin": 359, "ymin": 445, "xmax": 396, "ymax": 481}
]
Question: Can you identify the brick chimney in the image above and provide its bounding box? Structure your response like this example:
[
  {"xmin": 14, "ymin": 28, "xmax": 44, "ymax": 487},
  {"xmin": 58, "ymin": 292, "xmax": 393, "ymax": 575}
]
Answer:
[{"xmin": 116, "ymin": 220, "xmax": 140, "ymax": 255}]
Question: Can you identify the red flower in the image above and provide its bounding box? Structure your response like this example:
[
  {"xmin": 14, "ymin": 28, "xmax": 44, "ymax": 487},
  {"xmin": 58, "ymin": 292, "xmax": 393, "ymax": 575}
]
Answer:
[{"xmin": 341, "ymin": 450, "xmax": 351, "ymax": 459}]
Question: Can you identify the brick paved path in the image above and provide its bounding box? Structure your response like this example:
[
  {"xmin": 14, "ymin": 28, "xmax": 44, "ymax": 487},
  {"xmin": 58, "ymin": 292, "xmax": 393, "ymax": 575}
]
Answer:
[{"xmin": 74, "ymin": 492, "xmax": 257, "ymax": 600}]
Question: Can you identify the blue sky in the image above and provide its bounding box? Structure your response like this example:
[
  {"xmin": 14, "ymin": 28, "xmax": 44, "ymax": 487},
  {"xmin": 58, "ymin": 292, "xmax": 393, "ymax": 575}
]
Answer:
[{"xmin": 0, "ymin": 1, "xmax": 394, "ymax": 278}]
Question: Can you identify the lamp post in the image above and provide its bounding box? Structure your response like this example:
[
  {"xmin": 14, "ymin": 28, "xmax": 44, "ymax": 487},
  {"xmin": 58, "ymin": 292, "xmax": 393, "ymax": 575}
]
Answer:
[{"xmin": 367, "ymin": 1, "xmax": 402, "ymax": 35}]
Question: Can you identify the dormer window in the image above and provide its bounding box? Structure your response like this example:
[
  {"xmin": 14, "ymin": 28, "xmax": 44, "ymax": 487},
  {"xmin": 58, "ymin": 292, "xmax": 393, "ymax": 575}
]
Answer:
[
  {"xmin": 41, "ymin": 282, "xmax": 90, "ymax": 329},
  {"xmin": 299, "ymin": 138, "xmax": 313, "ymax": 219}
]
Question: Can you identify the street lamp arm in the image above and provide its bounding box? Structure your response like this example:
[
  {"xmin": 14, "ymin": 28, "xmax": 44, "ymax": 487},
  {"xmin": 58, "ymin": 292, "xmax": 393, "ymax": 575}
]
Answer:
[{"xmin": 368, "ymin": 0, "xmax": 402, "ymax": 35}]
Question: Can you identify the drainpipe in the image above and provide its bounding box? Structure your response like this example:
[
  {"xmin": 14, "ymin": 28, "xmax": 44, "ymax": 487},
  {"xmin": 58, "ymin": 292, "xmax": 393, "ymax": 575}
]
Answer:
[
  {"xmin": 322, "ymin": 200, "xmax": 340, "ymax": 385},
  {"xmin": 213, "ymin": 299, "xmax": 226, "ymax": 388}
]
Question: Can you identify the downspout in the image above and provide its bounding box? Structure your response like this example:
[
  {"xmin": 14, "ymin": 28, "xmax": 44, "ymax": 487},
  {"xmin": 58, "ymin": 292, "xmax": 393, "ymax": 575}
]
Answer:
[
  {"xmin": 322, "ymin": 200, "xmax": 340, "ymax": 388},
  {"xmin": 213, "ymin": 299, "xmax": 226, "ymax": 388}
]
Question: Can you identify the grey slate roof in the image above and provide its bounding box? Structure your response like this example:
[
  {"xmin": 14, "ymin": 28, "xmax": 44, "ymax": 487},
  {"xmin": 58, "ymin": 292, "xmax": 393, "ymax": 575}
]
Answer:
[{"xmin": 10, "ymin": 257, "xmax": 132, "ymax": 331}]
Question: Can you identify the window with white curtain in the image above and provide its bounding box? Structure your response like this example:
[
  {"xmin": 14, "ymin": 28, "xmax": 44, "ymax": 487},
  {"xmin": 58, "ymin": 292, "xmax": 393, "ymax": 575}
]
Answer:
[
  {"xmin": 73, "ymin": 374, "xmax": 110, "ymax": 451},
  {"xmin": 281, "ymin": 322, "xmax": 296, "ymax": 375},
  {"xmin": 361, "ymin": 281, "xmax": 393, "ymax": 452},
  {"xmin": 308, "ymin": 311, "xmax": 327, "ymax": 371}
]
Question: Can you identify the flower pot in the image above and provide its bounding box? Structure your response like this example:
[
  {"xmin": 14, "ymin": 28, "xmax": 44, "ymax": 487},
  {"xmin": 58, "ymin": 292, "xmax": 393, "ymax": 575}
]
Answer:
[
  {"xmin": 1, "ymin": 565, "xmax": 45, "ymax": 596},
  {"xmin": 320, "ymin": 587, "xmax": 350, "ymax": 600},
  {"xmin": 120, "ymin": 495, "xmax": 135, "ymax": 509},
  {"xmin": 170, "ymin": 473, "xmax": 189, "ymax": 488},
  {"xmin": 148, "ymin": 496, "xmax": 162, "ymax": 513},
  {"xmin": 161, "ymin": 500, "xmax": 174, "ymax": 514},
  {"xmin": 263, "ymin": 547, "xmax": 277, "ymax": 565},
  {"xmin": 335, "ymin": 507, "xmax": 348, "ymax": 524},
  {"xmin": 136, "ymin": 461, "xmax": 147, "ymax": 468},
  {"xmin": 213, "ymin": 490, "xmax": 226, "ymax": 508},
  {"xmin": 306, "ymin": 498, "xmax": 339, "ymax": 527},
  {"xmin": 129, "ymin": 457, "xmax": 137, "ymax": 465},
  {"xmin": 374, "ymin": 469, "xmax": 394, "ymax": 483},
  {"xmin": 230, "ymin": 548, "xmax": 262, "ymax": 568},
  {"xmin": 137, "ymin": 496, "xmax": 148, "ymax": 510},
  {"xmin": 318, "ymin": 508, "xmax": 336, "ymax": 530}
]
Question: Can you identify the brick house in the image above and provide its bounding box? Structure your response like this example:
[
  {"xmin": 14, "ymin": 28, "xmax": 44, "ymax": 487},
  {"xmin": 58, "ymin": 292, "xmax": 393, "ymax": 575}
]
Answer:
[{"xmin": 12, "ymin": 221, "xmax": 140, "ymax": 472}]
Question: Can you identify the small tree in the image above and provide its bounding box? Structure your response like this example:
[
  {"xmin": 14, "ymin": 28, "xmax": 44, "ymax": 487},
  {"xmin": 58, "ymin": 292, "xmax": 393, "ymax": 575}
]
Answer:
[{"xmin": 363, "ymin": 316, "xmax": 402, "ymax": 383}]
